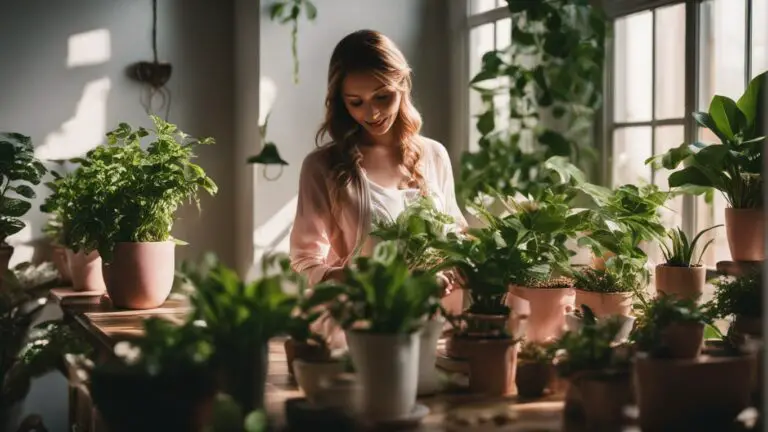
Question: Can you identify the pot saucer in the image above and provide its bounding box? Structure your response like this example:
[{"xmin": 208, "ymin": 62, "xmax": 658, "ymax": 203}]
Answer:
[{"xmin": 370, "ymin": 403, "xmax": 430, "ymax": 429}]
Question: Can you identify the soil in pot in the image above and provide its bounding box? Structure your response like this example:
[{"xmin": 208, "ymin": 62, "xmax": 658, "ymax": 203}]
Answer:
[
  {"xmin": 660, "ymin": 321, "xmax": 704, "ymax": 359},
  {"xmin": 634, "ymin": 350, "xmax": 756, "ymax": 431},
  {"xmin": 516, "ymin": 362, "xmax": 553, "ymax": 398},
  {"xmin": 346, "ymin": 331, "xmax": 420, "ymax": 421},
  {"xmin": 511, "ymin": 285, "xmax": 574, "ymax": 342},
  {"xmin": 725, "ymin": 208, "xmax": 765, "ymax": 262},
  {"xmin": 67, "ymin": 249, "xmax": 106, "ymax": 292},
  {"xmin": 574, "ymin": 290, "xmax": 632, "ymax": 317},
  {"xmin": 450, "ymin": 336, "xmax": 518, "ymax": 396},
  {"xmin": 104, "ymin": 241, "xmax": 174, "ymax": 309},
  {"xmin": 654, "ymin": 264, "xmax": 705, "ymax": 301},
  {"xmin": 285, "ymin": 338, "xmax": 331, "ymax": 378}
]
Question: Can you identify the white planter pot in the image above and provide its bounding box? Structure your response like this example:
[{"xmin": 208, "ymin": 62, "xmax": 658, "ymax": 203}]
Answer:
[
  {"xmin": 418, "ymin": 318, "xmax": 445, "ymax": 396},
  {"xmin": 293, "ymin": 359, "xmax": 346, "ymax": 404},
  {"xmin": 346, "ymin": 330, "xmax": 420, "ymax": 421}
]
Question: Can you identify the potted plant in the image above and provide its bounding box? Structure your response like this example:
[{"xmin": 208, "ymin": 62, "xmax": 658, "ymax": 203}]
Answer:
[
  {"xmin": 284, "ymin": 312, "xmax": 332, "ymax": 378},
  {"xmin": 189, "ymin": 254, "xmax": 296, "ymax": 413},
  {"xmin": 706, "ymin": 272, "xmax": 762, "ymax": 342},
  {"xmin": 647, "ymin": 72, "xmax": 765, "ymax": 261},
  {"xmin": 0, "ymin": 133, "xmax": 47, "ymax": 278},
  {"xmin": 305, "ymin": 241, "xmax": 441, "ymax": 422},
  {"xmin": 655, "ymin": 225, "xmax": 721, "ymax": 300},
  {"xmin": 552, "ymin": 308, "xmax": 633, "ymax": 430},
  {"xmin": 41, "ymin": 213, "xmax": 71, "ymax": 284},
  {"xmin": 515, "ymin": 340, "xmax": 556, "ymax": 398},
  {"xmin": 572, "ymin": 255, "xmax": 647, "ymax": 317},
  {"xmin": 70, "ymin": 318, "xmax": 217, "ymax": 432},
  {"xmin": 631, "ymin": 293, "xmax": 715, "ymax": 359},
  {"xmin": 632, "ymin": 292, "xmax": 756, "ymax": 431},
  {"xmin": 66, "ymin": 116, "xmax": 217, "ymax": 308}
]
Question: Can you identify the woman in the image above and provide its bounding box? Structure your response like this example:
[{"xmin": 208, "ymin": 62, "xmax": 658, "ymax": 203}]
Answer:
[{"xmin": 289, "ymin": 30, "xmax": 466, "ymax": 318}]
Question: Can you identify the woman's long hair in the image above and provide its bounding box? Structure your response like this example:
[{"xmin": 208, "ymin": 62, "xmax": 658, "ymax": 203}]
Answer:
[{"xmin": 316, "ymin": 29, "xmax": 425, "ymax": 203}]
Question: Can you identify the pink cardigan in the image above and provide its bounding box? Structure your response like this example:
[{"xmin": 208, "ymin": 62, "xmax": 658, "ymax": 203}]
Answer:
[{"xmin": 289, "ymin": 137, "xmax": 467, "ymax": 285}]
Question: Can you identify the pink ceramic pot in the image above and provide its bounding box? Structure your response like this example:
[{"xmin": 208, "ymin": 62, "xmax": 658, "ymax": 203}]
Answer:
[
  {"xmin": 67, "ymin": 249, "xmax": 106, "ymax": 292},
  {"xmin": 574, "ymin": 289, "xmax": 633, "ymax": 317},
  {"xmin": 511, "ymin": 285, "xmax": 575, "ymax": 342},
  {"xmin": 725, "ymin": 208, "xmax": 765, "ymax": 261},
  {"xmin": 103, "ymin": 241, "xmax": 175, "ymax": 309}
]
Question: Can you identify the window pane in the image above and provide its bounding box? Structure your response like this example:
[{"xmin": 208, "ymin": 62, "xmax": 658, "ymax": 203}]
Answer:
[
  {"xmin": 614, "ymin": 11, "xmax": 653, "ymax": 122},
  {"xmin": 753, "ymin": 0, "xmax": 768, "ymax": 77},
  {"xmin": 699, "ymin": 0, "xmax": 747, "ymax": 110},
  {"xmin": 469, "ymin": 23, "xmax": 495, "ymax": 151},
  {"xmin": 653, "ymin": 126, "xmax": 685, "ymax": 229},
  {"xmin": 496, "ymin": 18, "xmax": 511, "ymax": 50},
  {"xmin": 496, "ymin": 0, "xmax": 507, "ymax": 8},
  {"xmin": 654, "ymin": 4, "xmax": 686, "ymax": 120},
  {"xmin": 470, "ymin": 0, "xmax": 497, "ymax": 14},
  {"xmin": 612, "ymin": 127, "xmax": 652, "ymax": 187}
]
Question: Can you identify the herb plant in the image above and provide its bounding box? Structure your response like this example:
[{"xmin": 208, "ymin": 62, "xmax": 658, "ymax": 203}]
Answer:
[
  {"xmin": 573, "ymin": 258, "xmax": 647, "ymax": 294},
  {"xmin": 552, "ymin": 312, "xmax": 630, "ymax": 378},
  {"xmin": 631, "ymin": 293, "xmax": 714, "ymax": 354},
  {"xmin": 705, "ymin": 273, "xmax": 762, "ymax": 319},
  {"xmin": 0, "ymin": 133, "xmax": 47, "ymax": 244},
  {"xmin": 646, "ymin": 72, "xmax": 765, "ymax": 208},
  {"xmin": 306, "ymin": 241, "xmax": 442, "ymax": 334},
  {"xmin": 370, "ymin": 195, "xmax": 455, "ymax": 272},
  {"xmin": 659, "ymin": 225, "xmax": 721, "ymax": 267},
  {"xmin": 65, "ymin": 116, "xmax": 218, "ymax": 260}
]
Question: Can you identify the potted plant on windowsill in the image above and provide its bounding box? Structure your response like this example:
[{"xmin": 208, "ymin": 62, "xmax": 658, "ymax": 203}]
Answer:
[
  {"xmin": 0, "ymin": 133, "xmax": 46, "ymax": 280},
  {"xmin": 304, "ymin": 241, "xmax": 442, "ymax": 423},
  {"xmin": 646, "ymin": 72, "xmax": 765, "ymax": 262},
  {"xmin": 516, "ymin": 340, "xmax": 556, "ymax": 398},
  {"xmin": 69, "ymin": 318, "xmax": 217, "ymax": 432},
  {"xmin": 552, "ymin": 308, "xmax": 633, "ymax": 430},
  {"xmin": 655, "ymin": 225, "xmax": 721, "ymax": 300},
  {"xmin": 572, "ymin": 255, "xmax": 647, "ymax": 318},
  {"xmin": 66, "ymin": 116, "xmax": 217, "ymax": 308},
  {"xmin": 706, "ymin": 272, "xmax": 762, "ymax": 342}
]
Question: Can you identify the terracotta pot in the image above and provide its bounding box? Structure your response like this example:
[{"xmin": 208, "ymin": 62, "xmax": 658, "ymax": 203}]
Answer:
[
  {"xmin": 634, "ymin": 352, "xmax": 756, "ymax": 431},
  {"xmin": 577, "ymin": 372, "xmax": 633, "ymax": 430},
  {"xmin": 574, "ymin": 289, "xmax": 633, "ymax": 317},
  {"xmin": 450, "ymin": 336, "xmax": 518, "ymax": 396},
  {"xmin": 284, "ymin": 338, "xmax": 331, "ymax": 378},
  {"xmin": 51, "ymin": 245, "xmax": 71, "ymax": 283},
  {"xmin": 654, "ymin": 264, "xmax": 705, "ymax": 301},
  {"xmin": 512, "ymin": 285, "xmax": 575, "ymax": 342},
  {"xmin": 67, "ymin": 249, "xmax": 106, "ymax": 292},
  {"xmin": 725, "ymin": 208, "xmax": 765, "ymax": 261},
  {"xmin": 103, "ymin": 241, "xmax": 174, "ymax": 309},
  {"xmin": 515, "ymin": 361, "xmax": 553, "ymax": 398},
  {"xmin": 464, "ymin": 312, "xmax": 509, "ymax": 337},
  {"xmin": 660, "ymin": 322, "xmax": 704, "ymax": 359}
]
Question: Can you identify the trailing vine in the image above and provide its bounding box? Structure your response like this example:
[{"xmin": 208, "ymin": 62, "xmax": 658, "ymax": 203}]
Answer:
[
  {"xmin": 269, "ymin": 0, "xmax": 318, "ymax": 84},
  {"xmin": 458, "ymin": 0, "xmax": 607, "ymax": 203}
]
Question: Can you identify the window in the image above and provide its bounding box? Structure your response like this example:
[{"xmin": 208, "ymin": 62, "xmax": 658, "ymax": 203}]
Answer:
[{"xmin": 608, "ymin": 0, "xmax": 766, "ymax": 270}]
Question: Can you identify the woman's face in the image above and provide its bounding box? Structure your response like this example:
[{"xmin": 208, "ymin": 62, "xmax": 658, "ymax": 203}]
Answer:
[{"xmin": 341, "ymin": 72, "xmax": 401, "ymax": 137}]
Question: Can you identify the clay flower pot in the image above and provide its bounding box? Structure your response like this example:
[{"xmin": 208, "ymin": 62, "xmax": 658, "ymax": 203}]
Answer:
[
  {"xmin": 103, "ymin": 241, "xmax": 174, "ymax": 309},
  {"xmin": 516, "ymin": 361, "xmax": 553, "ymax": 398},
  {"xmin": 463, "ymin": 312, "xmax": 509, "ymax": 337},
  {"xmin": 284, "ymin": 338, "xmax": 331, "ymax": 378},
  {"xmin": 293, "ymin": 359, "xmax": 346, "ymax": 405},
  {"xmin": 67, "ymin": 249, "xmax": 106, "ymax": 292},
  {"xmin": 634, "ymin": 351, "xmax": 756, "ymax": 431},
  {"xmin": 449, "ymin": 336, "xmax": 519, "ymax": 396},
  {"xmin": 512, "ymin": 285, "xmax": 575, "ymax": 342},
  {"xmin": 654, "ymin": 264, "xmax": 705, "ymax": 300},
  {"xmin": 725, "ymin": 208, "xmax": 765, "ymax": 261},
  {"xmin": 576, "ymin": 371, "xmax": 633, "ymax": 430},
  {"xmin": 574, "ymin": 290, "xmax": 633, "ymax": 317},
  {"xmin": 52, "ymin": 245, "xmax": 72, "ymax": 283},
  {"xmin": 660, "ymin": 322, "xmax": 704, "ymax": 359}
]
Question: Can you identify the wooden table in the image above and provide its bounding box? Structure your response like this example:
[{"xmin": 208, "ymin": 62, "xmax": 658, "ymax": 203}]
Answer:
[{"xmin": 48, "ymin": 288, "xmax": 606, "ymax": 431}]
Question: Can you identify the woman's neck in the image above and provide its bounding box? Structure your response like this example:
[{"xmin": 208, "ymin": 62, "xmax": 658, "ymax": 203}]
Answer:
[{"xmin": 361, "ymin": 130, "xmax": 397, "ymax": 148}]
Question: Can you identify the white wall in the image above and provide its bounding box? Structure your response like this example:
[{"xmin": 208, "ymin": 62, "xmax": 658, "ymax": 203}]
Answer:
[
  {"xmin": 251, "ymin": 0, "xmax": 451, "ymax": 274},
  {"xmin": 0, "ymin": 0, "xmax": 237, "ymax": 269}
]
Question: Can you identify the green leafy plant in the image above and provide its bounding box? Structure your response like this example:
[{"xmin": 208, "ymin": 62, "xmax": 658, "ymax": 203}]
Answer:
[
  {"xmin": 646, "ymin": 72, "xmax": 765, "ymax": 208},
  {"xmin": 552, "ymin": 309, "xmax": 630, "ymax": 378},
  {"xmin": 705, "ymin": 273, "xmax": 762, "ymax": 319},
  {"xmin": 659, "ymin": 225, "xmax": 721, "ymax": 267},
  {"xmin": 458, "ymin": 0, "xmax": 607, "ymax": 203},
  {"xmin": 572, "ymin": 259, "xmax": 647, "ymax": 294},
  {"xmin": 173, "ymin": 251, "xmax": 221, "ymax": 295},
  {"xmin": 0, "ymin": 133, "xmax": 47, "ymax": 245},
  {"xmin": 269, "ymin": 0, "xmax": 317, "ymax": 84},
  {"xmin": 631, "ymin": 293, "xmax": 715, "ymax": 354},
  {"xmin": 518, "ymin": 340, "xmax": 556, "ymax": 364},
  {"xmin": 65, "ymin": 116, "xmax": 218, "ymax": 260},
  {"xmin": 305, "ymin": 241, "xmax": 442, "ymax": 334},
  {"xmin": 370, "ymin": 195, "xmax": 456, "ymax": 272}
]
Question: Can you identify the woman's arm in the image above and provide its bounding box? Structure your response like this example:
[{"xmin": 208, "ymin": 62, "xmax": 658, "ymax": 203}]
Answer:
[{"xmin": 289, "ymin": 153, "xmax": 340, "ymax": 285}]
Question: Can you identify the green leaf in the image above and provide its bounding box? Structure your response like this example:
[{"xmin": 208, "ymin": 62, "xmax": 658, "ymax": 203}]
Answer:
[
  {"xmin": 538, "ymin": 130, "xmax": 570, "ymax": 156},
  {"xmin": 476, "ymin": 110, "xmax": 495, "ymax": 136},
  {"xmin": 303, "ymin": 0, "xmax": 317, "ymax": 20},
  {"xmin": 737, "ymin": 71, "xmax": 766, "ymax": 135},
  {"xmin": 708, "ymin": 95, "xmax": 745, "ymax": 141},
  {"xmin": 512, "ymin": 27, "xmax": 535, "ymax": 46},
  {"xmin": 1, "ymin": 198, "xmax": 32, "ymax": 217},
  {"xmin": 668, "ymin": 166, "xmax": 715, "ymax": 189},
  {"xmin": 12, "ymin": 184, "xmax": 36, "ymax": 199},
  {"xmin": 692, "ymin": 112, "xmax": 730, "ymax": 144}
]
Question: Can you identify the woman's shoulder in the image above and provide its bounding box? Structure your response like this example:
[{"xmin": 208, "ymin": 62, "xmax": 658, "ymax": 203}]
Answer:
[
  {"xmin": 417, "ymin": 136, "xmax": 451, "ymax": 167},
  {"xmin": 300, "ymin": 144, "xmax": 338, "ymax": 174}
]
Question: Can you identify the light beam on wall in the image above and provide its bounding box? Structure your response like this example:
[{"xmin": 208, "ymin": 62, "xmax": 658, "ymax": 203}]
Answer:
[
  {"xmin": 247, "ymin": 195, "xmax": 300, "ymax": 281},
  {"xmin": 259, "ymin": 76, "xmax": 278, "ymax": 125},
  {"xmin": 67, "ymin": 29, "xmax": 111, "ymax": 68}
]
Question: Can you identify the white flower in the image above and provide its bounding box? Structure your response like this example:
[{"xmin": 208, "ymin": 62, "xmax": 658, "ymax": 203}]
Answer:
[{"xmin": 113, "ymin": 341, "xmax": 142, "ymax": 365}]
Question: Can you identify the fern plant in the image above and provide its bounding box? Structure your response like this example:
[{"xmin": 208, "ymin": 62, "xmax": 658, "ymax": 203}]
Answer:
[
  {"xmin": 659, "ymin": 225, "xmax": 721, "ymax": 267},
  {"xmin": 631, "ymin": 292, "xmax": 715, "ymax": 354},
  {"xmin": 705, "ymin": 272, "xmax": 762, "ymax": 319},
  {"xmin": 0, "ymin": 133, "xmax": 47, "ymax": 245}
]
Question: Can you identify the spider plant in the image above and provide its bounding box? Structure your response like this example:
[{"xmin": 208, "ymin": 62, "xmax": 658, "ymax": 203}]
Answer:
[{"xmin": 659, "ymin": 225, "xmax": 722, "ymax": 267}]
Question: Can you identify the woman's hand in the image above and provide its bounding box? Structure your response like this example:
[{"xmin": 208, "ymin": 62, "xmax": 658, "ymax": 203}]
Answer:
[
  {"xmin": 437, "ymin": 269, "xmax": 464, "ymax": 297},
  {"xmin": 323, "ymin": 267, "xmax": 347, "ymax": 283}
]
